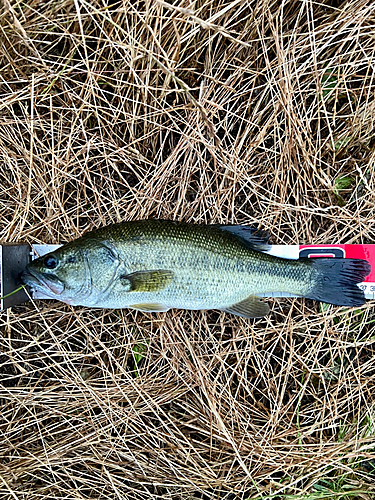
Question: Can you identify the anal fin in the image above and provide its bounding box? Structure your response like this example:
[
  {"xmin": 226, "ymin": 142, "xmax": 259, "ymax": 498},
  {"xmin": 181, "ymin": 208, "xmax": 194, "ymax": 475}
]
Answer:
[{"xmin": 221, "ymin": 295, "xmax": 270, "ymax": 318}]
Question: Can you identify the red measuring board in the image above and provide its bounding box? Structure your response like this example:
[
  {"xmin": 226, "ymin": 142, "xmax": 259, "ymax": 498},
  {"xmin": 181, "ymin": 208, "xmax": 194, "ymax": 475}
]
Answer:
[{"xmin": 1, "ymin": 243, "xmax": 373, "ymax": 310}]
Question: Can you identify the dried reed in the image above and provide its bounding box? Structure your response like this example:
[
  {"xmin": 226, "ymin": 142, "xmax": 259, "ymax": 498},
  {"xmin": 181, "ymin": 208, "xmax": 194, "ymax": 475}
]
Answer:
[{"xmin": 1, "ymin": 0, "xmax": 375, "ymax": 498}]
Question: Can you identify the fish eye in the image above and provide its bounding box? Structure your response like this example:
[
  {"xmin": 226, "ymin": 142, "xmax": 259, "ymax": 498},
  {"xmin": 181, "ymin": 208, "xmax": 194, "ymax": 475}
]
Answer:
[{"xmin": 44, "ymin": 255, "xmax": 58, "ymax": 269}]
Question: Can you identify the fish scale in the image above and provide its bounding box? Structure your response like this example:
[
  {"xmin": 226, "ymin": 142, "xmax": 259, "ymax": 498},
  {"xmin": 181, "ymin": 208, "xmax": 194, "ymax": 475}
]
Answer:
[{"xmin": 104, "ymin": 222, "xmax": 307, "ymax": 308}]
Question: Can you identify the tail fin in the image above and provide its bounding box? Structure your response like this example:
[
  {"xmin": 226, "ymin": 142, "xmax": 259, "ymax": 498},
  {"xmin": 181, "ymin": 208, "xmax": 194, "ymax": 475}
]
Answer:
[{"xmin": 305, "ymin": 258, "xmax": 370, "ymax": 307}]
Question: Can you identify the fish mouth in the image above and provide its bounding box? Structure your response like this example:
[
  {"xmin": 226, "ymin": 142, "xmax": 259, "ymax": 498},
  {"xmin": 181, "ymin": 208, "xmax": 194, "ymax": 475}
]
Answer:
[{"xmin": 21, "ymin": 268, "xmax": 65, "ymax": 296}]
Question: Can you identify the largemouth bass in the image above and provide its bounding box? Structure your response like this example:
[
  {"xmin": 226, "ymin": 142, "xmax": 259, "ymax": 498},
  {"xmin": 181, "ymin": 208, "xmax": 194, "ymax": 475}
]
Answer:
[{"xmin": 21, "ymin": 220, "xmax": 371, "ymax": 318}]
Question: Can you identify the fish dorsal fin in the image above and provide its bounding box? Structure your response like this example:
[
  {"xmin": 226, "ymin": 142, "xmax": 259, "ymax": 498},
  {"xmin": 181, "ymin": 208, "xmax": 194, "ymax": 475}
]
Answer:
[
  {"xmin": 213, "ymin": 225, "xmax": 271, "ymax": 252},
  {"xmin": 120, "ymin": 270, "xmax": 174, "ymax": 293},
  {"xmin": 221, "ymin": 295, "xmax": 270, "ymax": 318},
  {"xmin": 130, "ymin": 303, "xmax": 170, "ymax": 312}
]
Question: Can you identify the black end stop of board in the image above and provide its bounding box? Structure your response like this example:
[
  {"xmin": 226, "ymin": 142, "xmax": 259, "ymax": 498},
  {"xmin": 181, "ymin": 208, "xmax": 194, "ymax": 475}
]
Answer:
[{"xmin": 1, "ymin": 243, "xmax": 31, "ymax": 310}]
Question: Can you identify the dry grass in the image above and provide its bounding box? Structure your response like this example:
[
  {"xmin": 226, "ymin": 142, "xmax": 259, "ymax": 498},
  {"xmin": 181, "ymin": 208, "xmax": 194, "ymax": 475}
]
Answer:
[{"xmin": 1, "ymin": 0, "xmax": 375, "ymax": 498}]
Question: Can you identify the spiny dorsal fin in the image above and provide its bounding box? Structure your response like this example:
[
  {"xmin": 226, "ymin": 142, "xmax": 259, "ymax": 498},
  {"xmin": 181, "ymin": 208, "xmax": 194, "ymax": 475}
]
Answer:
[
  {"xmin": 221, "ymin": 295, "xmax": 270, "ymax": 318},
  {"xmin": 130, "ymin": 303, "xmax": 170, "ymax": 312},
  {"xmin": 120, "ymin": 270, "xmax": 174, "ymax": 293},
  {"xmin": 213, "ymin": 224, "xmax": 271, "ymax": 252}
]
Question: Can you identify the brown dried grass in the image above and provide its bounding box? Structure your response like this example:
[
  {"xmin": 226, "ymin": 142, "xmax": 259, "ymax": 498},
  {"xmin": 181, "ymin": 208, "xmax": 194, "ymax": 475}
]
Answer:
[{"xmin": 1, "ymin": 0, "xmax": 375, "ymax": 498}]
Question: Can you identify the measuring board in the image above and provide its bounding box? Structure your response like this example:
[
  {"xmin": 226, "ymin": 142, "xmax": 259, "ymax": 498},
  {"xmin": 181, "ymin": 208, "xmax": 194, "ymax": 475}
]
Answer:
[{"xmin": 1, "ymin": 243, "xmax": 375, "ymax": 309}]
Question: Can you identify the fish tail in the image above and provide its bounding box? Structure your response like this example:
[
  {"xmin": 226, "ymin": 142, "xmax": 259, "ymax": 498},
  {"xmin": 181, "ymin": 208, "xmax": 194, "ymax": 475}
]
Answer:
[{"xmin": 305, "ymin": 258, "xmax": 371, "ymax": 307}]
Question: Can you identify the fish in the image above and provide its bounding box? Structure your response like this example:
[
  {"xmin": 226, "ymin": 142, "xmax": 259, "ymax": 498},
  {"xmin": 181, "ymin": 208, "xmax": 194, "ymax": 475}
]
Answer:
[{"xmin": 21, "ymin": 219, "xmax": 371, "ymax": 318}]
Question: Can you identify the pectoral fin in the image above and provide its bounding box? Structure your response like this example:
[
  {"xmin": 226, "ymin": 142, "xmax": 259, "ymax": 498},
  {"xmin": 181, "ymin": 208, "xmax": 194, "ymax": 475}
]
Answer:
[
  {"xmin": 221, "ymin": 295, "xmax": 270, "ymax": 318},
  {"xmin": 130, "ymin": 303, "xmax": 170, "ymax": 312},
  {"xmin": 119, "ymin": 270, "xmax": 174, "ymax": 293}
]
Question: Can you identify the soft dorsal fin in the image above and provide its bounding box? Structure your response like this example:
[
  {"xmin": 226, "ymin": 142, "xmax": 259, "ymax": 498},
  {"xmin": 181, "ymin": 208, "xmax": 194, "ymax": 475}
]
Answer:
[
  {"xmin": 221, "ymin": 295, "xmax": 270, "ymax": 318},
  {"xmin": 119, "ymin": 270, "xmax": 174, "ymax": 293},
  {"xmin": 212, "ymin": 224, "xmax": 271, "ymax": 252}
]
